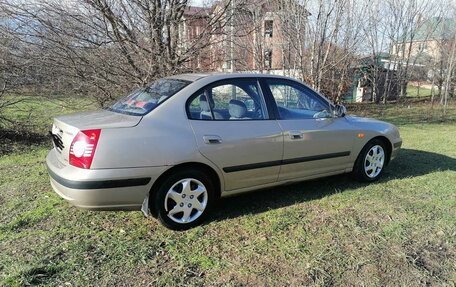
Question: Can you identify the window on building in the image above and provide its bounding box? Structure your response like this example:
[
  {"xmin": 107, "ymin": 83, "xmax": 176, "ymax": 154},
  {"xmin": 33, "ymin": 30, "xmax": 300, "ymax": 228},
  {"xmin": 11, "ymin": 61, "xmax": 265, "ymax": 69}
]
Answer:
[
  {"xmin": 264, "ymin": 20, "xmax": 273, "ymax": 37},
  {"xmin": 418, "ymin": 42, "xmax": 427, "ymax": 52},
  {"xmin": 264, "ymin": 49, "xmax": 272, "ymax": 69}
]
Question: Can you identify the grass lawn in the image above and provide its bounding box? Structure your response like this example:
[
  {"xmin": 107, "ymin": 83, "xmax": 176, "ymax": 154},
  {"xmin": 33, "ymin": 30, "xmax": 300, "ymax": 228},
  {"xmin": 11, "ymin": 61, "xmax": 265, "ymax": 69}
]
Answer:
[
  {"xmin": 406, "ymin": 84, "xmax": 436, "ymax": 98},
  {"xmin": 0, "ymin": 97, "xmax": 455, "ymax": 286}
]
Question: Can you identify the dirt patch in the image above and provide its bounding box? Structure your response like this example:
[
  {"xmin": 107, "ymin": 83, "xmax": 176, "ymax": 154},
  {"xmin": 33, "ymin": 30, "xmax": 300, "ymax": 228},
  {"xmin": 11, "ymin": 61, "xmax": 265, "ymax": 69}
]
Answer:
[
  {"xmin": 0, "ymin": 128, "xmax": 50, "ymax": 156},
  {"xmin": 406, "ymin": 240, "xmax": 454, "ymax": 283}
]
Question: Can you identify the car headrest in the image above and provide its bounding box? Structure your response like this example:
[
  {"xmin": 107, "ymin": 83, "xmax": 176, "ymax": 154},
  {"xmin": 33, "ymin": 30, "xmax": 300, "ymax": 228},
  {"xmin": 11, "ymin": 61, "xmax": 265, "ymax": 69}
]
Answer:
[{"xmin": 229, "ymin": 99, "xmax": 247, "ymax": 118}]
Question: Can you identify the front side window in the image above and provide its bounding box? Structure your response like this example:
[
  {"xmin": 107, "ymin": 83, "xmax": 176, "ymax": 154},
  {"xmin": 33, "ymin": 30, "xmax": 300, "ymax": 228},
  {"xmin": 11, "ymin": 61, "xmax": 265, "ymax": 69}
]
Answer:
[
  {"xmin": 109, "ymin": 78, "xmax": 190, "ymax": 116},
  {"xmin": 266, "ymin": 79, "xmax": 331, "ymax": 119},
  {"xmin": 187, "ymin": 79, "xmax": 268, "ymax": 120}
]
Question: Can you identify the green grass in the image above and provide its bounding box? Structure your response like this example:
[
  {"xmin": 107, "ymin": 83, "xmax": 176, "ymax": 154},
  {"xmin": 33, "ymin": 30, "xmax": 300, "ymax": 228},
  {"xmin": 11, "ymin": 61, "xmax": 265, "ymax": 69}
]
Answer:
[
  {"xmin": 0, "ymin": 95, "xmax": 95, "ymax": 156},
  {"xmin": 0, "ymin": 98, "xmax": 455, "ymax": 286},
  {"xmin": 406, "ymin": 84, "xmax": 436, "ymax": 98}
]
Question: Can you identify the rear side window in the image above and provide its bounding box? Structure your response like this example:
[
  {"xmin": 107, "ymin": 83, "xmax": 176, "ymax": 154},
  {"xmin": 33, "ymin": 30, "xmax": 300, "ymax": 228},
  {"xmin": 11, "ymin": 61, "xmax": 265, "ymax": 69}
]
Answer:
[
  {"xmin": 187, "ymin": 79, "xmax": 269, "ymax": 121},
  {"xmin": 109, "ymin": 78, "xmax": 190, "ymax": 116}
]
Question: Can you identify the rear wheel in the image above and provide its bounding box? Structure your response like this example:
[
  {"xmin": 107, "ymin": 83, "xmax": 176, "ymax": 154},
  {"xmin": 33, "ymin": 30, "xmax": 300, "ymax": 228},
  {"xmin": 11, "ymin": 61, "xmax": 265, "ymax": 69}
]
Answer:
[
  {"xmin": 153, "ymin": 169, "xmax": 215, "ymax": 230},
  {"xmin": 353, "ymin": 139, "xmax": 388, "ymax": 182}
]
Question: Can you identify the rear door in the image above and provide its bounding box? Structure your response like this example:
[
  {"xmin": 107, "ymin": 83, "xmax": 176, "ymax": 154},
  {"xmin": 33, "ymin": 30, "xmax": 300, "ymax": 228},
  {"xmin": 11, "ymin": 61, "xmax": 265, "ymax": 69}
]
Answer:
[
  {"xmin": 188, "ymin": 78, "xmax": 283, "ymax": 191},
  {"xmin": 261, "ymin": 78, "xmax": 355, "ymax": 181}
]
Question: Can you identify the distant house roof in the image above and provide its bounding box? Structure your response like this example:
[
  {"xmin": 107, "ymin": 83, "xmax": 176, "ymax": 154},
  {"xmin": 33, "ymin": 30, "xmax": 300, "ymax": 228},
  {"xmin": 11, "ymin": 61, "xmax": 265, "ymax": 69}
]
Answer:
[
  {"xmin": 352, "ymin": 52, "xmax": 425, "ymax": 71},
  {"xmin": 354, "ymin": 53, "xmax": 390, "ymax": 67},
  {"xmin": 409, "ymin": 17, "xmax": 456, "ymax": 42}
]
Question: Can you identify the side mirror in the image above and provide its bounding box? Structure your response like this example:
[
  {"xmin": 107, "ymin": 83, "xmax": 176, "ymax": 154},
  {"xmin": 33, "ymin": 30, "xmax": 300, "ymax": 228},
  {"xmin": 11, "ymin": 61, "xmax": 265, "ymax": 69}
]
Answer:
[{"xmin": 334, "ymin": 104, "xmax": 347, "ymax": 117}]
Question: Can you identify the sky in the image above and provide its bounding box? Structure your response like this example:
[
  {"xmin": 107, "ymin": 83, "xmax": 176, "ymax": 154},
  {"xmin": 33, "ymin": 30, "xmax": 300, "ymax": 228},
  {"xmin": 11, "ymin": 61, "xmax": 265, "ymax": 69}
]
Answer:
[{"xmin": 189, "ymin": 0, "xmax": 210, "ymax": 7}]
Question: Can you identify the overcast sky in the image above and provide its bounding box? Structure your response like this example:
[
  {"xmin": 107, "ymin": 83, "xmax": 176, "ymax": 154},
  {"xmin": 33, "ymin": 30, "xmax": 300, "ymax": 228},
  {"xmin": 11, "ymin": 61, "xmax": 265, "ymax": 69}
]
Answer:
[{"xmin": 189, "ymin": 0, "xmax": 210, "ymax": 7}]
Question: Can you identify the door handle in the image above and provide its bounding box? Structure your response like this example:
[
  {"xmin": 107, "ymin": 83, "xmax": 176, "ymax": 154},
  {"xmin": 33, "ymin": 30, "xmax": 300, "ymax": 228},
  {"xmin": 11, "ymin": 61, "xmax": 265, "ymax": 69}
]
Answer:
[
  {"xmin": 203, "ymin": 135, "xmax": 222, "ymax": 144},
  {"xmin": 289, "ymin": 130, "xmax": 303, "ymax": 140}
]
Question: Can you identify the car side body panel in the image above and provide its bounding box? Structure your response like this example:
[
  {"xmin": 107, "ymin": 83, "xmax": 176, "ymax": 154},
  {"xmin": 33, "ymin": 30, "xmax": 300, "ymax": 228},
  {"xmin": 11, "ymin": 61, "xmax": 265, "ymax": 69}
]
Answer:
[
  {"xmin": 277, "ymin": 117, "xmax": 356, "ymax": 181},
  {"xmin": 190, "ymin": 120, "xmax": 283, "ymax": 190},
  {"xmin": 344, "ymin": 116, "xmax": 402, "ymax": 166}
]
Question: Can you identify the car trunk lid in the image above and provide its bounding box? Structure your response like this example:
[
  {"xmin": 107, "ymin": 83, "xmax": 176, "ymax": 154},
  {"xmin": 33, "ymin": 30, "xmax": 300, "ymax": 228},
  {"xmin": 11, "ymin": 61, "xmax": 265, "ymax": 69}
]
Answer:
[{"xmin": 50, "ymin": 110, "xmax": 141, "ymax": 164}]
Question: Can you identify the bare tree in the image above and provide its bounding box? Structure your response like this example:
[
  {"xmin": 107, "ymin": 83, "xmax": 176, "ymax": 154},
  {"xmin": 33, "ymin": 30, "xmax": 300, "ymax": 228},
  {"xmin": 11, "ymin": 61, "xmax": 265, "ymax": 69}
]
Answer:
[
  {"xmin": 440, "ymin": 3, "xmax": 456, "ymax": 113},
  {"xmin": 1, "ymin": 0, "xmax": 453, "ymax": 109},
  {"xmin": 1, "ymin": 0, "xmax": 233, "ymax": 106},
  {"xmin": 270, "ymin": 0, "xmax": 365, "ymax": 100}
]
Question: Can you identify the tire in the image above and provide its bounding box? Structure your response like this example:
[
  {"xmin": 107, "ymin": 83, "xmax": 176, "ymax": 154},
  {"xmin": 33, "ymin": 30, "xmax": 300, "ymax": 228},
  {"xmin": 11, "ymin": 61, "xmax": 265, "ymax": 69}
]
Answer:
[
  {"xmin": 152, "ymin": 169, "xmax": 216, "ymax": 230},
  {"xmin": 352, "ymin": 139, "xmax": 388, "ymax": 182}
]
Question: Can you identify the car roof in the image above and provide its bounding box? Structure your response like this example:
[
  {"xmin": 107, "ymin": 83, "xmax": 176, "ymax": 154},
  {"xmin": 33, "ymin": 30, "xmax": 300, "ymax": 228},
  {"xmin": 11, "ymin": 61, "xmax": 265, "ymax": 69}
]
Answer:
[
  {"xmin": 169, "ymin": 72, "xmax": 295, "ymax": 82},
  {"xmin": 170, "ymin": 73, "xmax": 210, "ymax": 82}
]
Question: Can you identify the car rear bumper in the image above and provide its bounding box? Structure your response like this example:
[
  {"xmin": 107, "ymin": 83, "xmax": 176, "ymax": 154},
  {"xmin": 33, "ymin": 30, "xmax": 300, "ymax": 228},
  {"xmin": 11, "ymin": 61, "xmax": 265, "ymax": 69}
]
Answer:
[{"xmin": 46, "ymin": 149, "xmax": 167, "ymax": 210}]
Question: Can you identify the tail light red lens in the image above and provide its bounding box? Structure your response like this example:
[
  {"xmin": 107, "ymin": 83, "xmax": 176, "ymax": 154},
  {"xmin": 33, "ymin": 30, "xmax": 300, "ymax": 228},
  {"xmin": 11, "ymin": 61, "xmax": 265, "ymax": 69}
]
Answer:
[{"xmin": 69, "ymin": 129, "xmax": 101, "ymax": 169}]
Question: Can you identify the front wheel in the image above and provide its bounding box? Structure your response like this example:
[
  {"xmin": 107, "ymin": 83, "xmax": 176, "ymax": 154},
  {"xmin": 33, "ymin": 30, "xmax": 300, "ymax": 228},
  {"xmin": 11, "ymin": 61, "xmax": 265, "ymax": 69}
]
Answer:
[
  {"xmin": 352, "ymin": 139, "xmax": 388, "ymax": 182},
  {"xmin": 153, "ymin": 169, "xmax": 215, "ymax": 230}
]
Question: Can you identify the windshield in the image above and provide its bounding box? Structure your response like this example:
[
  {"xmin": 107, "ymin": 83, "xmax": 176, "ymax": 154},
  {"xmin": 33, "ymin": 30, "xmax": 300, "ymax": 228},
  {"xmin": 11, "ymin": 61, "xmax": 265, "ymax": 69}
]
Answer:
[{"xmin": 109, "ymin": 78, "xmax": 190, "ymax": 116}]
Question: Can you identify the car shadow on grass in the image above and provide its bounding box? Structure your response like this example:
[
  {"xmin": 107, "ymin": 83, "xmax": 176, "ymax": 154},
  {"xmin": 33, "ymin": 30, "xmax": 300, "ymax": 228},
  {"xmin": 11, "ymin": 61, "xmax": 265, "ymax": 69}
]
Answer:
[
  {"xmin": 210, "ymin": 148, "xmax": 456, "ymax": 222},
  {"xmin": 0, "ymin": 128, "xmax": 50, "ymax": 155}
]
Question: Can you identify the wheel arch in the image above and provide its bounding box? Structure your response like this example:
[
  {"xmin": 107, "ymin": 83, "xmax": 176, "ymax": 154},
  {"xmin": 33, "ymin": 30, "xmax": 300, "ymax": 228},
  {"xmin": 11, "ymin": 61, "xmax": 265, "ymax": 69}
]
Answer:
[
  {"xmin": 366, "ymin": 135, "xmax": 393, "ymax": 165},
  {"xmin": 148, "ymin": 162, "xmax": 222, "ymax": 215}
]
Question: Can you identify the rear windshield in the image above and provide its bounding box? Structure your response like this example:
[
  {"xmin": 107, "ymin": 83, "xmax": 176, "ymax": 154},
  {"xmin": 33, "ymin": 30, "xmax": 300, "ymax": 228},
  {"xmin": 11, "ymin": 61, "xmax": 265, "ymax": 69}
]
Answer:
[{"xmin": 108, "ymin": 78, "xmax": 190, "ymax": 116}]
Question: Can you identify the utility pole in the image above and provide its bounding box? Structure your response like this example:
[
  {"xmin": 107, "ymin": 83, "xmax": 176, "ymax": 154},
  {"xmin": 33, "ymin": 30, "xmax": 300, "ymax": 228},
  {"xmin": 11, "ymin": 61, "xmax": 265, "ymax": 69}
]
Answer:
[{"xmin": 230, "ymin": 0, "xmax": 235, "ymax": 73}]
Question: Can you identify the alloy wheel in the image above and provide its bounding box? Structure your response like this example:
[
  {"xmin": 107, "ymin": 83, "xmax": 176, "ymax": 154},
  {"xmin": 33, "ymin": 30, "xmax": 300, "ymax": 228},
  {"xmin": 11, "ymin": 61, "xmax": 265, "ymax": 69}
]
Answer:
[
  {"xmin": 164, "ymin": 178, "xmax": 208, "ymax": 224},
  {"xmin": 364, "ymin": 145, "xmax": 385, "ymax": 178}
]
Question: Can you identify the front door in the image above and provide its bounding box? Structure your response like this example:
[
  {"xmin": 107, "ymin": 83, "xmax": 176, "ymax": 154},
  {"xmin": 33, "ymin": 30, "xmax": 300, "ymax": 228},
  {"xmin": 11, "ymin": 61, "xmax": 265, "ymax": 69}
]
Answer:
[
  {"xmin": 188, "ymin": 78, "xmax": 283, "ymax": 191},
  {"xmin": 261, "ymin": 78, "xmax": 355, "ymax": 181}
]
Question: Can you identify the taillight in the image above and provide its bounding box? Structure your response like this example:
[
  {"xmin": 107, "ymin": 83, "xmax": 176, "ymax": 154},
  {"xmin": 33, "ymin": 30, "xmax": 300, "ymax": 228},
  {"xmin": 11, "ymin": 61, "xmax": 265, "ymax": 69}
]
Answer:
[{"xmin": 69, "ymin": 129, "xmax": 101, "ymax": 169}]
